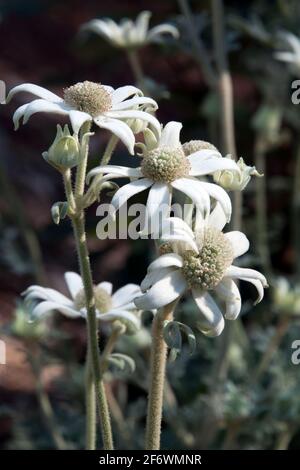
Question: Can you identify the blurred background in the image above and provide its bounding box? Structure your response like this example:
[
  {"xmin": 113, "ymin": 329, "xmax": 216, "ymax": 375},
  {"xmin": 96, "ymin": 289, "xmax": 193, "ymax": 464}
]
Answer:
[{"xmin": 1, "ymin": 0, "xmax": 300, "ymax": 450}]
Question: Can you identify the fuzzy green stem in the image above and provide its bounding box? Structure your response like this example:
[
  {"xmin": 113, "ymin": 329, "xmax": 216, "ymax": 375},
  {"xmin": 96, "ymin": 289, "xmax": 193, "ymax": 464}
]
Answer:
[
  {"xmin": 63, "ymin": 134, "xmax": 113, "ymax": 450},
  {"xmin": 101, "ymin": 322, "xmax": 125, "ymax": 373},
  {"xmin": 101, "ymin": 135, "xmax": 119, "ymax": 166},
  {"xmin": 145, "ymin": 304, "xmax": 174, "ymax": 450},
  {"xmin": 75, "ymin": 122, "xmax": 91, "ymax": 198},
  {"xmin": 85, "ymin": 348, "xmax": 96, "ymax": 450}
]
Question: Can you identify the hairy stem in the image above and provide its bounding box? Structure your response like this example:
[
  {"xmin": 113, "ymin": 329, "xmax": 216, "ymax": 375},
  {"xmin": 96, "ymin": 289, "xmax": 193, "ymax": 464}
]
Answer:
[
  {"xmin": 63, "ymin": 136, "xmax": 113, "ymax": 450},
  {"xmin": 85, "ymin": 348, "xmax": 96, "ymax": 450},
  {"xmin": 127, "ymin": 49, "xmax": 147, "ymax": 92},
  {"xmin": 101, "ymin": 135, "xmax": 119, "ymax": 166},
  {"xmin": 145, "ymin": 304, "xmax": 174, "ymax": 450}
]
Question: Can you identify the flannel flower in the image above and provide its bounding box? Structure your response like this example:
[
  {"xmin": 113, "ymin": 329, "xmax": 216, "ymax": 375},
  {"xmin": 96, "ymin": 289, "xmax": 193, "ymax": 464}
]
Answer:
[
  {"xmin": 24, "ymin": 272, "xmax": 142, "ymax": 333},
  {"xmin": 81, "ymin": 11, "xmax": 179, "ymax": 49},
  {"xmin": 6, "ymin": 81, "xmax": 160, "ymax": 154},
  {"xmin": 87, "ymin": 121, "xmax": 240, "ymax": 230},
  {"xmin": 134, "ymin": 207, "xmax": 268, "ymax": 337}
]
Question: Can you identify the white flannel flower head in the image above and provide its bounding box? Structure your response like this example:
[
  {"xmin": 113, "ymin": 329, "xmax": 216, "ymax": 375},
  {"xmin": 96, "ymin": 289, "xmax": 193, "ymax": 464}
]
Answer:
[
  {"xmin": 134, "ymin": 207, "xmax": 268, "ymax": 337},
  {"xmin": 87, "ymin": 121, "xmax": 240, "ymax": 231},
  {"xmin": 274, "ymin": 32, "xmax": 300, "ymax": 74},
  {"xmin": 6, "ymin": 81, "xmax": 160, "ymax": 154},
  {"xmin": 213, "ymin": 157, "xmax": 263, "ymax": 191},
  {"xmin": 81, "ymin": 11, "xmax": 179, "ymax": 49},
  {"xmin": 23, "ymin": 272, "xmax": 142, "ymax": 334}
]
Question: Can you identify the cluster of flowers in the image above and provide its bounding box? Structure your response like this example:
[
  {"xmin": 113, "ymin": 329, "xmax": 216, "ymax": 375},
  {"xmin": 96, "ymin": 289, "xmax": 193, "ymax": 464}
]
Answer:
[{"xmin": 5, "ymin": 11, "xmax": 267, "ymax": 340}]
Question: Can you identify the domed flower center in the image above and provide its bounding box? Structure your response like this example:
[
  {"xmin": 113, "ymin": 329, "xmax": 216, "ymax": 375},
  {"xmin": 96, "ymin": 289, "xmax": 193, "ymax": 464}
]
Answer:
[
  {"xmin": 181, "ymin": 227, "xmax": 234, "ymax": 290},
  {"xmin": 182, "ymin": 140, "xmax": 218, "ymax": 156},
  {"xmin": 74, "ymin": 286, "xmax": 113, "ymax": 313},
  {"xmin": 64, "ymin": 81, "xmax": 112, "ymax": 117},
  {"xmin": 141, "ymin": 146, "xmax": 190, "ymax": 183}
]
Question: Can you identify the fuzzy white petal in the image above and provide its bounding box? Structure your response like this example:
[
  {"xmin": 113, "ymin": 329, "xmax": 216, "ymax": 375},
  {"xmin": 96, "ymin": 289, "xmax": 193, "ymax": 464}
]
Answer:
[
  {"xmin": 147, "ymin": 24, "xmax": 179, "ymax": 41},
  {"xmin": 134, "ymin": 270, "xmax": 187, "ymax": 310},
  {"xmin": 22, "ymin": 99, "xmax": 70, "ymax": 125},
  {"xmin": 208, "ymin": 202, "xmax": 227, "ymax": 231},
  {"xmin": 112, "ymin": 96, "xmax": 157, "ymax": 112},
  {"xmin": 64, "ymin": 272, "xmax": 83, "ymax": 299},
  {"xmin": 171, "ymin": 178, "xmax": 210, "ymax": 217},
  {"xmin": 94, "ymin": 116, "xmax": 135, "ymax": 154},
  {"xmin": 105, "ymin": 109, "xmax": 161, "ymax": 138},
  {"xmin": 32, "ymin": 301, "xmax": 81, "ymax": 319},
  {"xmin": 24, "ymin": 286, "xmax": 73, "ymax": 306},
  {"xmin": 111, "ymin": 85, "xmax": 143, "ymax": 105},
  {"xmin": 188, "ymin": 153, "xmax": 239, "ymax": 176},
  {"xmin": 159, "ymin": 121, "xmax": 182, "ymax": 148},
  {"xmin": 87, "ymin": 165, "xmax": 142, "ymax": 182},
  {"xmin": 225, "ymin": 231, "xmax": 250, "ymax": 259},
  {"xmin": 111, "ymin": 178, "xmax": 152, "ymax": 212},
  {"xmin": 69, "ymin": 110, "xmax": 92, "ymax": 134},
  {"xmin": 224, "ymin": 266, "xmax": 267, "ymax": 304},
  {"xmin": 141, "ymin": 267, "xmax": 179, "ymax": 292},
  {"xmin": 147, "ymin": 253, "xmax": 184, "ymax": 272},
  {"xmin": 112, "ymin": 284, "xmax": 141, "ymax": 308},
  {"xmin": 143, "ymin": 183, "xmax": 171, "ymax": 235},
  {"xmin": 199, "ymin": 181, "xmax": 232, "ymax": 222},
  {"xmin": 97, "ymin": 282, "xmax": 113, "ymax": 295},
  {"xmin": 215, "ymin": 279, "xmax": 241, "ymax": 320},
  {"xmin": 135, "ymin": 11, "xmax": 151, "ymax": 41},
  {"xmin": 96, "ymin": 310, "xmax": 140, "ymax": 330},
  {"xmin": 6, "ymin": 83, "xmax": 63, "ymax": 104},
  {"xmin": 192, "ymin": 290, "xmax": 225, "ymax": 337}
]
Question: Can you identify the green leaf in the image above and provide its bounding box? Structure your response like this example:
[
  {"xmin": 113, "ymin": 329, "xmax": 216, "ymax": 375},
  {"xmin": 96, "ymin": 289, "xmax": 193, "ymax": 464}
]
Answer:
[{"xmin": 51, "ymin": 201, "xmax": 68, "ymax": 225}]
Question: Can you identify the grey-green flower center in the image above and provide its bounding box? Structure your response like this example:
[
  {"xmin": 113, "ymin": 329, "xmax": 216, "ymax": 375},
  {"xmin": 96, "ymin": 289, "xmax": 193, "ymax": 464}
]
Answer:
[
  {"xmin": 74, "ymin": 286, "xmax": 113, "ymax": 313},
  {"xmin": 141, "ymin": 146, "xmax": 190, "ymax": 183},
  {"xmin": 64, "ymin": 81, "xmax": 112, "ymax": 117},
  {"xmin": 181, "ymin": 227, "xmax": 234, "ymax": 290}
]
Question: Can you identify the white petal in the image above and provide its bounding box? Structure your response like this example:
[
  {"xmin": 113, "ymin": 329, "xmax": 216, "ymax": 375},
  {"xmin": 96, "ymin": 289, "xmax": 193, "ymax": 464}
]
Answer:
[
  {"xmin": 81, "ymin": 19, "xmax": 117, "ymax": 41},
  {"xmin": 97, "ymin": 282, "xmax": 113, "ymax": 295},
  {"xmin": 135, "ymin": 11, "xmax": 151, "ymax": 41},
  {"xmin": 141, "ymin": 267, "xmax": 179, "ymax": 292},
  {"xmin": 188, "ymin": 152, "xmax": 239, "ymax": 176},
  {"xmin": 215, "ymin": 279, "xmax": 241, "ymax": 320},
  {"xmin": 111, "ymin": 85, "xmax": 143, "ymax": 105},
  {"xmin": 224, "ymin": 266, "xmax": 268, "ymax": 304},
  {"xmin": 160, "ymin": 227, "xmax": 198, "ymax": 253},
  {"xmin": 87, "ymin": 165, "xmax": 142, "ymax": 183},
  {"xmin": 105, "ymin": 109, "xmax": 161, "ymax": 138},
  {"xmin": 112, "ymin": 284, "xmax": 141, "ymax": 308},
  {"xmin": 160, "ymin": 121, "xmax": 182, "ymax": 148},
  {"xmin": 192, "ymin": 290, "xmax": 225, "ymax": 337},
  {"xmin": 161, "ymin": 217, "xmax": 195, "ymax": 239},
  {"xmin": 6, "ymin": 83, "xmax": 63, "ymax": 104},
  {"xmin": 143, "ymin": 183, "xmax": 171, "ymax": 235},
  {"xmin": 275, "ymin": 52, "xmax": 296, "ymax": 63},
  {"xmin": 147, "ymin": 253, "xmax": 184, "ymax": 272},
  {"xmin": 208, "ymin": 202, "xmax": 227, "ymax": 231},
  {"xmin": 32, "ymin": 301, "xmax": 81, "ymax": 319},
  {"xmin": 225, "ymin": 231, "xmax": 250, "ymax": 259},
  {"xmin": 111, "ymin": 178, "xmax": 153, "ymax": 212},
  {"xmin": 134, "ymin": 270, "xmax": 187, "ymax": 310},
  {"xmin": 199, "ymin": 181, "xmax": 232, "ymax": 222},
  {"xmin": 94, "ymin": 116, "xmax": 135, "ymax": 154},
  {"xmin": 24, "ymin": 285, "xmax": 73, "ymax": 306},
  {"xmin": 69, "ymin": 110, "xmax": 91, "ymax": 134},
  {"xmin": 171, "ymin": 178, "xmax": 210, "ymax": 218},
  {"xmin": 96, "ymin": 310, "xmax": 140, "ymax": 330},
  {"xmin": 22, "ymin": 99, "xmax": 70, "ymax": 125},
  {"xmin": 147, "ymin": 24, "xmax": 180, "ymax": 41},
  {"xmin": 112, "ymin": 96, "xmax": 157, "ymax": 112},
  {"xmin": 64, "ymin": 272, "xmax": 83, "ymax": 299}
]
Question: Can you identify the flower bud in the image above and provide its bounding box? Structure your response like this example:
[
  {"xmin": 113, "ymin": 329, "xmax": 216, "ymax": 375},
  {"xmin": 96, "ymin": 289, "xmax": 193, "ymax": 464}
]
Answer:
[
  {"xmin": 213, "ymin": 157, "xmax": 263, "ymax": 191},
  {"xmin": 42, "ymin": 125, "xmax": 80, "ymax": 172}
]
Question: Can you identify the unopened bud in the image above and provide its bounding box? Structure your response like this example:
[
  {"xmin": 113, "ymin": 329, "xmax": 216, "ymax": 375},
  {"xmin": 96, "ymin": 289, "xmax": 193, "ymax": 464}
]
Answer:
[
  {"xmin": 213, "ymin": 157, "xmax": 263, "ymax": 191},
  {"xmin": 42, "ymin": 125, "xmax": 80, "ymax": 172}
]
